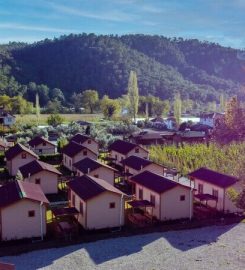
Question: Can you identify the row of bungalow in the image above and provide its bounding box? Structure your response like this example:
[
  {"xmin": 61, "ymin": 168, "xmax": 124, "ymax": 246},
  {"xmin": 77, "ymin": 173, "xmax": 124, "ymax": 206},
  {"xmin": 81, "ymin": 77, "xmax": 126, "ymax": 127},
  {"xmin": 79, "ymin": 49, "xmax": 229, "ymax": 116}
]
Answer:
[{"xmin": 0, "ymin": 134, "xmax": 242, "ymax": 241}]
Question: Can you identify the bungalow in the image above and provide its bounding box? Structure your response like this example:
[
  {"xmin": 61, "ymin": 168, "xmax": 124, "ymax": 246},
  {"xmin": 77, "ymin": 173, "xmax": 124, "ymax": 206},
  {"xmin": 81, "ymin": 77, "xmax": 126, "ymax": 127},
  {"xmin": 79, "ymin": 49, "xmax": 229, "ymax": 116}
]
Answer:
[
  {"xmin": 62, "ymin": 141, "xmax": 97, "ymax": 171},
  {"xmin": 109, "ymin": 140, "xmax": 149, "ymax": 166},
  {"xmin": 199, "ymin": 112, "xmax": 224, "ymax": 128},
  {"xmin": 0, "ymin": 180, "xmax": 48, "ymax": 241},
  {"xmin": 73, "ymin": 157, "xmax": 117, "ymax": 186},
  {"xmin": 70, "ymin": 133, "xmax": 99, "ymax": 155},
  {"xmin": 18, "ymin": 160, "xmax": 61, "ymax": 194},
  {"xmin": 67, "ymin": 175, "xmax": 125, "ymax": 230},
  {"xmin": 28, "ymin": 136, "xmax": 56, "ymax": 155},
  {"xmin": 130, "ymin": 171, "xmax": 193, "ymax": 221},
  {"xmin": 121, "ymin": 155, "xmax": 164, "ymax": 177},
  {"xmin": 5, "ymin": 143, "xmax": 38, "ymax": 176},
  {"xmin": 189, "ymin": 167, "xmax": 242, "ymax": 213},
  {"xmin": 129, "ymin": 131, "xmax": 165, "ymax": 146},
  {"xmin": 0, "ymin": 108, "xmax": 15, "ymax": 127}
]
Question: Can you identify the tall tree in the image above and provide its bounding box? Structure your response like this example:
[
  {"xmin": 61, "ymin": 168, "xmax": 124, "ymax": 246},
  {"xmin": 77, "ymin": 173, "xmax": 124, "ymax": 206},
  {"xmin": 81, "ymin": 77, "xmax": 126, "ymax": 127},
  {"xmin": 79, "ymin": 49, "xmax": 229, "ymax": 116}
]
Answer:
[
  {"xmin": 81, "ymin": 89, "xmax": 99, "ymax": 114},
  {"xmin": 174, "ymin": 93, "xmax": 182, "ymax": 125},
  {"xmin": 219, "ymin": 94, "xmax": 226, "ymax": 112},
  {"xmin": 36, "ymin": 93, "xmax": 40, "ymax": 123},
  {"xmin": 101, "ymin": 95, "xmax": 120, "ymax": 119},
  {"xmin": 127, "ymin": 71, "xmax": 139, "ymax": 123}
]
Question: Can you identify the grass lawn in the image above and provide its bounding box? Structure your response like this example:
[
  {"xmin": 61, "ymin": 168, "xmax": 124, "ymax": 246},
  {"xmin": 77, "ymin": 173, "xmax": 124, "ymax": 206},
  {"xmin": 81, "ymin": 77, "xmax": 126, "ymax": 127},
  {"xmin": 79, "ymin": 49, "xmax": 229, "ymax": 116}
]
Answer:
[{"xmin": 15, "ymin": 113, "xmax": 102, "ymax": 125}]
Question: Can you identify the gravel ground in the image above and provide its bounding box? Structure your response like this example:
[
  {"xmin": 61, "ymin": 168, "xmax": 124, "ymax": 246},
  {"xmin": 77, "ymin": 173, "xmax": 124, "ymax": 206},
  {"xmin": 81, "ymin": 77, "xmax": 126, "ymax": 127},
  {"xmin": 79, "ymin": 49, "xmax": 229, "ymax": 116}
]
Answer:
[{"xmin": 1, "ymin": 224, "xmax": 245, "ymax": 270}]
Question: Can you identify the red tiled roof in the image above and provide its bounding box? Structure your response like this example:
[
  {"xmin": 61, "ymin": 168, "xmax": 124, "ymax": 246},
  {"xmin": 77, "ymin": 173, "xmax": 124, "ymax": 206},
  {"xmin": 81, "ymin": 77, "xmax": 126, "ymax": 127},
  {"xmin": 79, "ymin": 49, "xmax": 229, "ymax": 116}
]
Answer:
[
  {"xmin": 188, "ymin": 167, "xmax": 238, "ymax": 188},
  {"xmin": 62, "ymin": 141, "xmax": 96, "ymax": 158},
  {"xmin": 109, "ymin": 139, "xmax": 148, "ymax": 155},
  {"xmin": 28, "ymin": 136, "xmax": 55, "ymax": 147},
  {"xmin": 67, "ymin": 175, "xmax": 124, "ymax": 201},
  {"xmin": 121, "ymin": 155, "xmax": 152, "ymax": 170},
  {"xmin": 130, "ymin": 171, "xmax": 189, "ymax": 194},
  {"xmin": 19, "ymin": 160, "xmax": 61, "ymax": 178},
  {"xmin": 0, "ymin": 181, "xmax": 49, "ymax": 208},
  {"xmin": 5, "ymin": 143, "xmax": 38, "ymax": 161},
  {"xmin": 73, "ymin": 157, "xmax": 116, "ymax": 174}
]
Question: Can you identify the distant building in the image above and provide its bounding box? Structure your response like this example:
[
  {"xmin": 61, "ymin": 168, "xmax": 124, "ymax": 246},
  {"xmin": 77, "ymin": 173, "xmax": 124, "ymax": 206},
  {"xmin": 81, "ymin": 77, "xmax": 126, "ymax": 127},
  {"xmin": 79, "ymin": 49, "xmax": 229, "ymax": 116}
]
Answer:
[
  {"xmin": 5, "ymin": 143, "xmax": 38, "ymax": 176},
  {"xmin": 109, "ymin": 140, "xmax": 149, "ymax": 166},
  {"xmin": 199, "ymin": 112, "xmax": 224, "ymax": 128},
  {"xmin": 28, "ymin": 136, "xmax": 56, "ymax": 155},
  {"xmin": 67, "ymin": 175, "xmax": 125, "ymax": 230},
  {"xmin": 130, "ymin": 131, "xmax": 165, "ymax": 146},
  {"xmin": 0, "ymin": 107, "xmax": 15, "ymax": 127},
  {"xmin": 0, "ymin": 181, "xmax": 48, "ymax": 241},
  {"xmin": 19, "ymin": 160, "xmax": 61, "ymax": 194},
  {"xmin": 189, "ymin": 167, "xmax": 242, "ymax": 213}
]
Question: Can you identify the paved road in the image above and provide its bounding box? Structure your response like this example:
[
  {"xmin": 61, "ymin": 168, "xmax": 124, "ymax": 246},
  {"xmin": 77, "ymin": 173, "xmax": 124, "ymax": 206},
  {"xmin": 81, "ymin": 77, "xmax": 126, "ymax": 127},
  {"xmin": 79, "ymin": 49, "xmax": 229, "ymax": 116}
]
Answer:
[{"xmin": 1, "ymin": 224, "xmax": 245, "ymax": 270}]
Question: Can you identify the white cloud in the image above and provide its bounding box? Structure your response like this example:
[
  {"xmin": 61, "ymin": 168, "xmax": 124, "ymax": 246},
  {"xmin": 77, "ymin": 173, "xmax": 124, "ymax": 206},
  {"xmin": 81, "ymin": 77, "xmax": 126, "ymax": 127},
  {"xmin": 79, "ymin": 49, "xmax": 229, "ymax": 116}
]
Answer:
[
  {"xmin": 49, "ymin": 2, "xmax": 137, "ymax": 22},
  {"xmin": 0, "ymin": 23, "xmax": 78, "ymax": 33}
]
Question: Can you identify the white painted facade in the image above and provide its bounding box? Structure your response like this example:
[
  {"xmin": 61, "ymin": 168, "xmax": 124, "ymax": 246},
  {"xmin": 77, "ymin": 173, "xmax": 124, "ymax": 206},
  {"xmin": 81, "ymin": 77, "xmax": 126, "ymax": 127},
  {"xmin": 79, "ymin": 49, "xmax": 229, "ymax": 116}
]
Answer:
[
  {"xmin": 110, "ymin": 147, "xmax": 148, "ymax": 166},
  {"xmin": 69, "ymin": 190, "xmax": 124, "ymax": 230},
  {"xmin": 134, "ymin": 183, "xmax": 193, "ymax": 221},
  {"xmin": 125, "ymin": 163, "xmax": 164, "ymax": 177},
  {"xmin": 21, "ymin": 170, "xmax": 59, "ymax": 194},
  {"xmin": 30, "ymin": 142, "xmax": 56, "ymax": 155},
  {"xmin": 0, "ymin": 199, "xmax": 47, "ymax": 241},
  {"xmin": 6, "ymin": 152, "xmax": 37, "ymax": 176},
  {"xmin": 76, "ymin": 166, "xmax": 115, "ymax": 186},
  {"xmin": 194, "ymin": 178, "xmax": 242, "ymax": 212},
  {"xmin": 63, "ymin": 150, "xmax": 97, "ymax": 171}
]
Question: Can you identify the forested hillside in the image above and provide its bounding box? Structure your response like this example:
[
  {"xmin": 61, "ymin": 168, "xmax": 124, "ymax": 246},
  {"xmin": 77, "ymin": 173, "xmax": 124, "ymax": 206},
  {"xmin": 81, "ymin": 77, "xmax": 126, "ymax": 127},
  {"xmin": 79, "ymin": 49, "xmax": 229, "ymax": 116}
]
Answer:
[{"xmin": 0, "ymin": 33, "xmax": 244, "ymax": 106}]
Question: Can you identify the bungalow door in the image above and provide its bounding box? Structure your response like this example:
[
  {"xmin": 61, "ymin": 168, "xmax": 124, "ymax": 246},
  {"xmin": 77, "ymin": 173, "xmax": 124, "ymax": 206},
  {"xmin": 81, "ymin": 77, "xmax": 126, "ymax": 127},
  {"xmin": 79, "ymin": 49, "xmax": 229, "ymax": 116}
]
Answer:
[{"xmin": 198, "ymin": 183, "xmax": 203, "ymax": 194}]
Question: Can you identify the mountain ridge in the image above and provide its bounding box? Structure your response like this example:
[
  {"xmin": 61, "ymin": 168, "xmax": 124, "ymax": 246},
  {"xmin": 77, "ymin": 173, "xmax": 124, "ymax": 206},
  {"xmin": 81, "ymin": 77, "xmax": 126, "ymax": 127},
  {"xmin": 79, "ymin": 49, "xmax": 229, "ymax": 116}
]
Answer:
[{"xmin": 0, "ymin": 33, "xmax": 244, "ymax": 105}]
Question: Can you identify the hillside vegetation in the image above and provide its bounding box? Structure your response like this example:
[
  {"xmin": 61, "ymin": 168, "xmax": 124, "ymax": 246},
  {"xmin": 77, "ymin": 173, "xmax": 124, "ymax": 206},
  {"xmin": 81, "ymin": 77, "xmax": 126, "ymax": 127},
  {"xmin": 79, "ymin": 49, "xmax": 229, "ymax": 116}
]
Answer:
[{"xmin": 0, "ymin": 34, "xmax": 244, "ymax": 105}]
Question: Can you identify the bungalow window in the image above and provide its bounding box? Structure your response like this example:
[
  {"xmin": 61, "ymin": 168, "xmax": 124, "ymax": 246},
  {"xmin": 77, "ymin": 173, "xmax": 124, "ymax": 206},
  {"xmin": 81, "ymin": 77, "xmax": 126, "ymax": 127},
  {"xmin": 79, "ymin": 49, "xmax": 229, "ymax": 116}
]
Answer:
[
  {"xmin": 35, "ymin": 178, "xmax": 41, "ymax": 185},
  {"xmin": 83, "ymin": 150, "xmax": 87, "ymax": 156},
  {"xmin": 43, "ymin": 142, "xmax": 46, "ymax": 146},
  {"xmin": 28, "ymin": 210, "xmax": 35, "ymax": 217},
  {"xmin": 198, "ymin": 183, "xmax": 203, "ymax": 194},
  {"xmin": 80, "ymin": 201, "xmax": 83, "ymax": 215},
  {"xmin": 94, "ymin": 174, "xmax": 99, "ymax": 178},
  {"xmin": 88, "ymin": 139, "xmax": 91, "ymax": 144},
  {"xmin": 39, "ymin": 149, "xmax": 42, "ymax": 153},
  {"xmin": 109, "ymin": 202, "xmax": 115, "ymax": 209},
  {"xmin": 150, "ymin": 194, "xmax": 155, "ymax": 206},
  {"xmin": 212, "ymin": 189, "xmax": 219, "ymax": 198},
  {"xmin": 139, "ymin": 188, "xmax": 143, "ymax": 200},
  {"xmin": 180, "ymin": 195, "xmax": 186, "ymax": 201},
  {"xmin": 72, "ymin": 194, "xmax": 75, "ymax": 206},
  {"xmin": 21, "ymin": 153, "xmax": 27, "ymax": 159},
  {"xmin": 135, "ymin": 148, "xmax": 139, "ymax": 153}
]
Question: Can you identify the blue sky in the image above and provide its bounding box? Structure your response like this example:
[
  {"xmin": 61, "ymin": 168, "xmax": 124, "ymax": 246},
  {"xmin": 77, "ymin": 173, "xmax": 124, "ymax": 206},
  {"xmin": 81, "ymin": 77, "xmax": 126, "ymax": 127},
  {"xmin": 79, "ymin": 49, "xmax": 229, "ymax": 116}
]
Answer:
[{"xmin": 0, "ymin": 0, "xmax": 245, "ymax": 48}]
